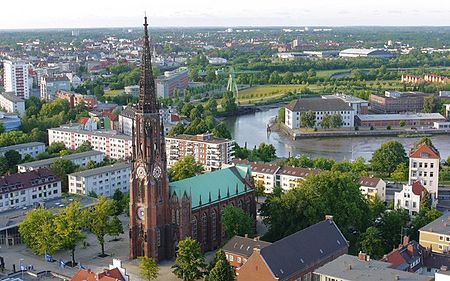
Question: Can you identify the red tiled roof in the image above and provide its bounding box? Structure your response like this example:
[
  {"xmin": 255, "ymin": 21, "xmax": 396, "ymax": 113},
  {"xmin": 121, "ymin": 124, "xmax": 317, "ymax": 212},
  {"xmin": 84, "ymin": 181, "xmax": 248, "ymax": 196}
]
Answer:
[
  {"xmin": 170, "ymin": 114, "xmax": 181, "ymax": 122},
  {"xmin": 278, "ymin": 166, "xmax": 320, "ymax": 177},
  {"xmin": 411, "ymin": 181, "xmax": 425, "ymax": 196},
  {"xmin": 409, "ymin": 143, "xmax": 440, "ymax": 159},
  {"xmin": 383, "ymin": 250, "xmax": 406, "ymax": 268},
  {"xmin": 71, "ymin": 268, "xmax": 124, "ymax": 281},
  {"xmin": 79, "ymin": 117, "xmax": 90, "ymax": 125},
  {"xmin": 102, "ymin": 112, "xmax": 118, "ymax": 122},
  {"xmin": 71, "ymin": 269, "xmax": 97, "ymax": 281},
  {"xmin": 98, "ymin": 268, "xmax": 125, "ymax": 281}
]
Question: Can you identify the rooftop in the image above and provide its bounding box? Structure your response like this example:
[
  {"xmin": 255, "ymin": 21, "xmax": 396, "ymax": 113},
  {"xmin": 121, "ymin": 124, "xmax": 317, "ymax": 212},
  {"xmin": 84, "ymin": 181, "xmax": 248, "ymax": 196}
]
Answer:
[
  {"xmin": 0, "ymin": 142, "xmax": 45, "ymax": 153},
  {"xmin": 409, "ymin": 142, "xmax": 440, "ymax": 159},
  {"xmin": 357, "ymin": 113, "xmax": 446, "ymax": 122},
  {"xmin": 420, "ymin": 211, "xmax": 450, "ymax": 235},
  {"xmin": 260, "ymin": 219, "xmax": 348, "ymax": 280},
  {"xmin": 285, "ymin": 98, "xmax": 354, "ymax": 112},
  {"xmin": 69, "ymin": 162, "xmax": 131, "ymax": 178},
  {"xmin": 314, "ymin": 254, "xmax": 433, "ymax": 281},
  {"xmin": 19, "ymin": 151, "xmax": 105, "ymax": 169},
  {"xmin": 49, "ymin": 127, "xmax": 132, "ymax": 141},
  {"xmin": 0, "ymin": 91, "xmax": 25, "ymax": 103},
  {"xmin": 223, "ymin": 236, "xmax": 271, "ymax": 259},
  {"xmin": 169, "ymin": 165, "xmax": 253, "ymax": 209},
  {"xmin": 0, "ymin": 168, "xmax": 59, "ymax": 195},
  {"xmin": 167, "ymin": 133, "xmax": 232, "ymax": 144},
  {"xmin": 358, "ymin": 176, "xmax": 382, "ymax": 188},
  {"xmin": 0, "ymin": 194, "xmax": 97, "ymax": 231}
]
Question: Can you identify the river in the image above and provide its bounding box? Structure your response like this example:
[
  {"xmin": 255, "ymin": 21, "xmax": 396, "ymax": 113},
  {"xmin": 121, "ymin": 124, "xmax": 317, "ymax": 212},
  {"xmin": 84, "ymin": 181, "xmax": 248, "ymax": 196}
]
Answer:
[{"xmin": 224, "ymin": 108, "xmax": 450, "ymax": 161}]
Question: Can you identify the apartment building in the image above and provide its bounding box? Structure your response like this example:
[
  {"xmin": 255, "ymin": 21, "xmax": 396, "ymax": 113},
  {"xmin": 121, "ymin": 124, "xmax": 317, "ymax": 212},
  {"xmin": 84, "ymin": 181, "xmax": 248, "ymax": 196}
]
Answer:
[
  {"xmin": 155, "ymin": 67, "xmax": 189, "ymax": 98},
  {"xmin": 40, "ymin": 75, "xmax": 71, "ymax": 101},
  {"xmin": 68, "ymin": 162, "xmax": 131, "ymax": 197},
  {"xmin": 166, "ymin": 133, "xmax": 234, "ymax": 172},
  {"xmin": 56, "ymin": 90, "xmax": 97, "ymax": 109},
  {"xmin": 369, "ymin": 91, "xmax": 430, "ymax": 113},
  {"xmin": 18, "ymin": 151, "xmax": 104, "ymax": 172},
  {"xmin": 48, "ymin": 126, "xmax": 132, "ymax": 160},
  {"xmin": 0, "ymin": 142, "xmax": 45, "ymax": 159},
  {"xmin": 0, "ymin": 92, "xmax": 25, "ymax": 117},
  {"xmin": 358, "ymin": 176, "xmax": 386, "ymax": 201},
  {"xmin": 394, "ymin": 181, "xmax": 426, "ymax": 216},
  {"xmin": 232, "ymin": 159, "xmax": 320, "ymax": 193},
  {"xmin": 284, "ymin": 98, "xmax": 355, "ymax": 129},
  {"xmin": 409, "ymin": 143, "xmax": 440, "ymax": 202},
  {"xmin": 420, "ymin": 212, "xmax": 450, "ymax": 254},
  {"xmin": 0, "ymin": 168, "xmax": 61, "ymax": 212},
  {"xmin": 3, "ymin": 60, "xmax": 30, "ymax": 99}
]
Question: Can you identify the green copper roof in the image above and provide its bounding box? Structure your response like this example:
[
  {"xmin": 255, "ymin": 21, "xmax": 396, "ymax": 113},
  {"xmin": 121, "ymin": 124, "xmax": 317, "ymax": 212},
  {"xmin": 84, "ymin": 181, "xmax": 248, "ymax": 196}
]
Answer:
[{"xmin": 169, "ymin": 165, "xmax": 253, "ymax": 209}]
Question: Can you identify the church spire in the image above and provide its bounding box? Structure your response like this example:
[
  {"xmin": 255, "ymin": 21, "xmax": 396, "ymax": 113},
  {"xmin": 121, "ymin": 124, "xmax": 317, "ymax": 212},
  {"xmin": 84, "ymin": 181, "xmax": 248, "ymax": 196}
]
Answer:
[{"xmin": 138, "ymin": 16, "xmax": 157, "ymax": 114}]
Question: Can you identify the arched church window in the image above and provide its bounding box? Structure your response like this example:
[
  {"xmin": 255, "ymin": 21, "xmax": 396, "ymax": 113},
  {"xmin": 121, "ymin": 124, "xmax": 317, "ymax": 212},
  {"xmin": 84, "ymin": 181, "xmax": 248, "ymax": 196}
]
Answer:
[
  {"xmin": 202, "ymin": 213, "xmax": 208, "ymax": 243},
  {"xmin": 211, "ymin": 210, "xmax": 217, "ymax": 241},
  {"xmin": 156, "ymin": 228, "xmax": 161, "ymax": 247},
  {"xmin": 192, "ymin": 216, "xmax": 198, "ymax": 240},
  {"xmin": 176, "ymin": 209, "xmax": 180, "ymax": 225}
]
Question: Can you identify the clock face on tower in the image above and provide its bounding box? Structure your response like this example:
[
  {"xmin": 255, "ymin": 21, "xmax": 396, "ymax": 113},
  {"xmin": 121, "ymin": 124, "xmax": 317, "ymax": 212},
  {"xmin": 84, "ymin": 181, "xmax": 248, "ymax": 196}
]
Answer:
[
  {"xmin": 137, "ymin": 166, "xmax": 147, "ymax": 179},
  {"xmin": 153, "ymin": 165, "xmax": 162, "ymax": 179},
  {"xmin": 137, "ymin": 207, "xmax": 145, "ymax": 220}
]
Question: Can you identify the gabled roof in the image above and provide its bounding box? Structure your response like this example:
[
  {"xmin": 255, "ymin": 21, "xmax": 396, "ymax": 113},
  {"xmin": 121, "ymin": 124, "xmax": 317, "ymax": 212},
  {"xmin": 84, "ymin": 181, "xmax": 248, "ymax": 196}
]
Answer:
[
  {"xmin": 169, "ymin": 165, "xmax": 253, "ymax": 209},
  {"xmin": 260, "ymin": 219, "xmax": 348, "ymax": 280},
  {"xmin": 382, "ymin": 240, "xmax": 423, "ymax": 272},
  {"xmin": 71, "ymin": 269, "xmax": 97, "ymax": 281},
  {"xmin": 409, "ymin": 143, "xmax": 440, "ymax": 159},
  {"xmin": 285, "ymin": 98, "xmax": 353, "ymax": 112},
  {"xmin": 358, "ymin": 176, "xmax": 382, "ymax": 188},
  {"xmin": 120, "ymin": 106, "xmax": 136, "ymax": 119},
  {"xmin": 233, "ymin": 159, "xmax": 280, "ymax": 175},
  {"xmin": 411, "ymin": 181, "xmax": 425, "ymax": 196},
  {"xmin": 0, "ymin": 168, "xmax": 60, "ymax": 195},
  {"xmin": 223, "ymin": 236, "xmax": 271, "ymax": 258},
  {"xmin": 278, "ymin": 166, "xmax": 320, "ymax": 177},
  {"xmin": 98, "ymin": 268, "xmax": 125, "ymax": 281}
]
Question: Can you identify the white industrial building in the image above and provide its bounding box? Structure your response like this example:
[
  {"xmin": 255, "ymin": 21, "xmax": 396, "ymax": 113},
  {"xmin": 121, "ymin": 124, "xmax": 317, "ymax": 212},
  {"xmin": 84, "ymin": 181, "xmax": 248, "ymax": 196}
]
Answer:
[
  {"xmin": 0, "ymin": 92, "xmax": 25, "ymax": 117},
  {"xmin": 18, "ymin": 150, "xmax": 105, "ymax": 172},
  {"xmin": 3, "ymin": 60, "xmax": 30, "ymax": 99},
  {"xmin": 339, "ymin": 48, "xmax": 394, "ymax": 59},
  {"xmin": 284, "ymin": 98, "xmax": 355, "ymax": 129},
  {"xmin": 0, "ymin": 142, "xmax": 45, "ymax": 159},
  {"xmin": 68, "ymin": 162, "xmax": 131, "ymax": 197}
]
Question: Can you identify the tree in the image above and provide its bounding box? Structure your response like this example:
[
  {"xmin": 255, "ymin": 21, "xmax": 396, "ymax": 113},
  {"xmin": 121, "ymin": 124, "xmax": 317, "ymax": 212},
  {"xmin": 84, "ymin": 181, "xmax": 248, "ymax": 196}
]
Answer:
[
  {"xmin": 278, "ymin": 108, "xmax": 285, "ymax": 123},
  {"xmin": 423, "ymin": 95, "xmax": 439, "ymax": 113},
  {"xmin": 85, "ymin": 197, "xmax": 122, "ymax": 257},
  {"xmin": 169, "ymin": 123, "xmax": 186, "ymax": 137},
  {"xmin": 252, "ymin": 143, "xmax": 276, "ymax": 162},
  {"xmin": 205, "ymin": 98, "xmax": 218, "ymax": 116},
  {"xmin": 411, "ymin": 208, "xmax": 441, "ymax": 241},
  {"xmin": 139, "ymin": 256, "xmax": 159, "ymax": 281},
  {"xmin": 4, "ymin": 150, "xmax": 21, "ymax": 172},
  {"xmin": 46, "ymin": 142, "xmax": 66, "ymax": 154},
  {"xmin": 371, "ymin": 141, "xmax": 407, "ymax": 176},
  {"xmin": 108, "ymin": 216, "xmax": 124, "ymax": 240},
  {"xmin": 330, "ymin": 114, "xmax": 343, "ymax": 128},
  {"xmin": 212, "ymin": 122, "xmax": 232, "ymax": 139},
  {"xmin": 255, "ymin": 181, "xmax": 265, "ymax": 203},
  {"xmin": 360, "ymin": 227, "xmax": 385, "ymax": 259},
  {"xmin": 222, "ymin": 206, "xmax": 254, "ymax": 238},
  {"xmin": 54, "ymin": 202, "xmax": 85, "ymax": 266},
  {"xmin": 50, "ymin": 159, "xmax": 78, "ymax": 192},
  {"xmin": 206, "ymin": 260, "xmax": 234, "ymax": 281},
  {"xmin": 392, "ymin": 163, "xmax": 409, "ymax": 182},
  {"xmin": 86, "ymin": 160, "xmax": 96, "ymax": 170},
  {"xmin": 169, "ymin": 156, "xmax": 204, "ymax": 181},
  {"xmin": 76, "ymin": 141, "xmax": 92, "ymax": 153},
  {"xmin": 320, "ymin": 114, "xmax": 333, "ymax": 129},
  {"xmin": 19, "ymin": 208, "xmax": 60, "ymax": 255},
  {"xmin": 300, "ymin": 111, "xmax": 316, "ymax": 128},
  {"xmin": 368, "ymin": 194, "xmax": 386, "ymax": 221},
  {"xmin": 379, "ymin": 209, "xmax": 409, "ymax": 252},
  {"xmin": 172, "ymin": 238, "xmax": 206, "ymax": 281},
  {"xmin": 221, "ymin": 91, "xmax": 237, "ymax": 114}
]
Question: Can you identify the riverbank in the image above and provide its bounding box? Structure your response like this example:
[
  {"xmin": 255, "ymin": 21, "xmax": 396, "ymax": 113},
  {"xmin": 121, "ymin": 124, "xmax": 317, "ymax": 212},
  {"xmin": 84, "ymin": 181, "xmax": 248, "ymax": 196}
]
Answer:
[{"xmin": 275, "ymin": 123, "xmax": 450, "ymax": 140}]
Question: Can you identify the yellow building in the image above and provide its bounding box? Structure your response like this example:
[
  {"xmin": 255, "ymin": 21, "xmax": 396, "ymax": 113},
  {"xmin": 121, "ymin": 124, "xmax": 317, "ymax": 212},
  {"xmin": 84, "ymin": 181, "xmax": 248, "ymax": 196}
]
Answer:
[{"xmin": 419, "ymin": 212, "xmax": 450, "ymax": 254}]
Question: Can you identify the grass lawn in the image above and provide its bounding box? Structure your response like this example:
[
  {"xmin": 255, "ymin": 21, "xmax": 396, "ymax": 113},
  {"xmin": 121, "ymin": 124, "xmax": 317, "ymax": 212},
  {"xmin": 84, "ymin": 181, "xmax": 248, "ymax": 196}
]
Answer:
[
  {"xmin": 315, "ymin": 69, "xmax": 352, "ymax": 78},
  {"xmin": 104, "ymin": 89, "xmax": 124, "ymax": 96},
  {"xmin": 237, "ymin": 85, "xmax": 307, "ymax": 103}
]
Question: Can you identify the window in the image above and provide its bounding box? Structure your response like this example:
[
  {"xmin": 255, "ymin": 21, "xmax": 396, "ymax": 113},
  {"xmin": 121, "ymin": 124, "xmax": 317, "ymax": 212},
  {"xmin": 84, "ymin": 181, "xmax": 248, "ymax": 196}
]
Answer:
[
  {"xmin": 156, "ymin": 228, "xmax": 161, "ymax": 247},
  {"xmin": 202, "ymin": 213, "xmax": 208, "ymax": 243},
  {"xmin": 211, "ymin": 210, "xmax": 217, "ymax": 241},
  {"xmin": 431, "ymin": 163, "xmax": 434, "ymax": 168},
  {"xmin": 229, "ymin": 255, "xmax": 234, "ymax": 262},
  {"xmin": 413, "ymin": 202, "xmax": 417, "ymax": 208},
  {"xmin": 192, "ymin": 216, "xmax": 198, "ymax": 240},
  {"xmin": 440, "ymin": 236, "xmax": 444, "ymax": 241},
  {"xmin": 237, "ymin": 257, "xmax": 241, "ymax": 263}
]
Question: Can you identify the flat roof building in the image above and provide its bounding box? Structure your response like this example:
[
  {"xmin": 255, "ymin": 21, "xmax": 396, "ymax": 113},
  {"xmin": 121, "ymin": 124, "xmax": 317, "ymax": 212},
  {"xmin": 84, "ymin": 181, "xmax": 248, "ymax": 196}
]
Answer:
[
  {"xmin": 356, "ymin": 113, "xmax": 446, "ymax": 128},
  {"xmin": 339, "ymin": 48, "xmax": 394, "ymax": 59},
  {"xmin": 0, "ymin": 142, "xmax": 45, "ymax": 159},
  {"xmin": 155, "ymin": 67, "xmax": 189, "ymax": 98},
  {"xmin": 0, "ymin": 91, "xmax": 25, "ymax": 117}
]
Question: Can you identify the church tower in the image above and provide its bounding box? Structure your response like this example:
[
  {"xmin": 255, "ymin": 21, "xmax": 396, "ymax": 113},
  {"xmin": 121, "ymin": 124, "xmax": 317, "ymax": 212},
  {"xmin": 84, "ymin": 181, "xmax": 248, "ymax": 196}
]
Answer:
[{"xmin": 129, "ymin": 16, "xmax": 171, "ymax": 261}]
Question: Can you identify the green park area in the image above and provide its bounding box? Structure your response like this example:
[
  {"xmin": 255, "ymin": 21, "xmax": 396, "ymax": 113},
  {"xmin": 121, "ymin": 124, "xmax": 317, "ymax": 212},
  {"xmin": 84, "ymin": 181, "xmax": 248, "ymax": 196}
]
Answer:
[
  {"xmin": 104, "ymin": 89, "xmax": 124, "ymax": 97},
  {"xmin": 237, "ymin": 85, "xmax": 323, "ymax": 104}
]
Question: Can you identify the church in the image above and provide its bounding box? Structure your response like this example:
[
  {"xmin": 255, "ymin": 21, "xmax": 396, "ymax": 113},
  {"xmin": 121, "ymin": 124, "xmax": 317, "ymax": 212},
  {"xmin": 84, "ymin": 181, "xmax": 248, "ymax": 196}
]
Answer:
[{"xmin": 129, "ymin": 17, "xmax": 256, "ymax": 261}]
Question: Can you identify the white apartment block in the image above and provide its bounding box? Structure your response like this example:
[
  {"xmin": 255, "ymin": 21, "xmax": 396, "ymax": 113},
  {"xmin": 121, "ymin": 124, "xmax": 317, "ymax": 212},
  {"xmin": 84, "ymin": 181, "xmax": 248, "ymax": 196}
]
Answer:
[
  {"xmin": 3, "ymin": 60, "xmax": 30, "ymax": 99},
  {"xmin": 0, "ymin": 142, "xmax": 45, "ymax": 159},
  {"xmin": 284, "ymin": 98, "xmax": 355, "ymax": 129},
  {"xmin": 18, "ymin": 150, "xmax": 104, "ymax": 172},
  {"xmin": 394, "ymin": 182, "xmax": 425, "ymax": 216},
  {"xmin": 0, "ymin": 168, "xmax": 61, "ymax": 212},
  {"xmin": 0, "ymin": 92, "xmax": 25, "ymax": 117},
  {"xmin": 409, "ymin": 143, "xmax": 440, "ymax": 202},
  {"xmin": 232, "ymin": 159, "xmax": 320, "ymax": 193},
  {"xmin": 358, "ymin": 176, "xmax": 387, "ymax": 201},
  {"xmin": 48, "ymin": 126, "xmax": 132, "ymax": 160},
  {"xmin": 68, "ymin": 162, "xmax": 131, "ymax": 197},
  {"xmin": 166, "ymin": 133, "xmax": 234, "ymax": 172}
]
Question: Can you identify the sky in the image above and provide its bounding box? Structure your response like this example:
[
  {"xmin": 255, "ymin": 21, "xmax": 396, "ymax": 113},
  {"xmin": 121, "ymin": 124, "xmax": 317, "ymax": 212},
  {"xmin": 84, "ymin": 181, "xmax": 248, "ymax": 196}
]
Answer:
[{"xmin": 2, "ymin": 0, "xmax": 450, "ymax": 29}]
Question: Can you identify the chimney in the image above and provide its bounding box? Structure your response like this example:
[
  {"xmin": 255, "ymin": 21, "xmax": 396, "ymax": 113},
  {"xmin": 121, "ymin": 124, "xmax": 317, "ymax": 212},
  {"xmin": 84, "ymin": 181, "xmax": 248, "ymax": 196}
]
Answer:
[
  {"xmin": 402, "ymin": 236, "xmax": 410, "ymax": 246},
  {"xmin": 358, "ymin": 251, "xmax": 367, "ymax": 261},
  {"xmin": 244, "ymin": 234, "xmax": 248, "ymax": 238},
  {"xmin": 325, "ymin": 215, "xmax": 334, "ymax": 221}
]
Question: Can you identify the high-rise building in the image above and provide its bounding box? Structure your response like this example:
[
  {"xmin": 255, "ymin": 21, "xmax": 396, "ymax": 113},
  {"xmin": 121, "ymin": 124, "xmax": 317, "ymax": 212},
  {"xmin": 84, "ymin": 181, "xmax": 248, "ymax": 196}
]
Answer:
[
  {"xmin": 155, "ymin": 67, "xmax": 189, "ymax": 98},
  {"xmin": 3, "ymin": 60, "xmax": 30, "ymax": 99}
]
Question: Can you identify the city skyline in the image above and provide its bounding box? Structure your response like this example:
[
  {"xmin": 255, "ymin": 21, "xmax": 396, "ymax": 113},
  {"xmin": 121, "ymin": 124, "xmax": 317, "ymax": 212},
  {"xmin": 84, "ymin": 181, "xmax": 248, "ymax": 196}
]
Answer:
[{"xmin": 2, "ymin": 0, "xmax": 450, "ymax": 29}]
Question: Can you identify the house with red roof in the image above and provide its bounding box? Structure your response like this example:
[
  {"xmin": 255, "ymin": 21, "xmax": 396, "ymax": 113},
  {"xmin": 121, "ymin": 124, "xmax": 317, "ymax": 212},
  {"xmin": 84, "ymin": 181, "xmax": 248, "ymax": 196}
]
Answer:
[
  {"xmin": 382, "ymin": 236, "xmax": 424, "ymax": 273},
  {"xmin": 394, "ymin": 181, "xmax": 426, "ymax": 216},
  {"xmin": 71, "ymin": 259, "xmax": 128, "ymax": 281},
  {"xmin": 408, "ymin": 143, "xmax": 440, "ymax": 203}
]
